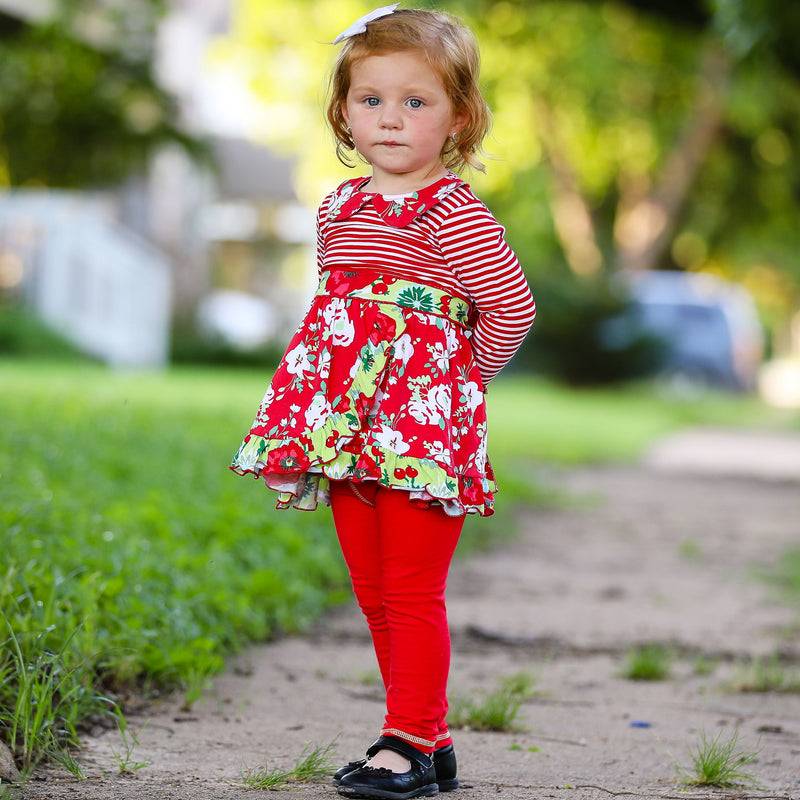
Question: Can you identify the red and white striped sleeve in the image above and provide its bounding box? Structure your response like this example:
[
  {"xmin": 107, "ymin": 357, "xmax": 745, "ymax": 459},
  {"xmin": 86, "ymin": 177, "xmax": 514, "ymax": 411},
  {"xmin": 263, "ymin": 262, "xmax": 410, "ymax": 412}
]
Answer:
[
  {"xmin": 437, "ymin": 195, "xmax": 536, "ymax": 385},
  {"xmin": 315, "ymin": 191, "xmax": 334, "ymax": 278}
]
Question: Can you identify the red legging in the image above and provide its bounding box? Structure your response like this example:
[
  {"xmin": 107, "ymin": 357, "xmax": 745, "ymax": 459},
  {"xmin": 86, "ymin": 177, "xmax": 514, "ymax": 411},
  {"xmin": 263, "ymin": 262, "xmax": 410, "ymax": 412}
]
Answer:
[{"xmin": 329, "ymin": 481, "xmax": 464, "ymax": 753}]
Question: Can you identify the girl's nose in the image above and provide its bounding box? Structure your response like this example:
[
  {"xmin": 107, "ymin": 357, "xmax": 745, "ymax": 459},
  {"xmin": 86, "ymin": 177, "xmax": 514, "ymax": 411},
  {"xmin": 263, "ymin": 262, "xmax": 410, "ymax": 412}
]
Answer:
[{"xmin": 379, "ymin": 105, "xmax": 401, "ymax": 128}]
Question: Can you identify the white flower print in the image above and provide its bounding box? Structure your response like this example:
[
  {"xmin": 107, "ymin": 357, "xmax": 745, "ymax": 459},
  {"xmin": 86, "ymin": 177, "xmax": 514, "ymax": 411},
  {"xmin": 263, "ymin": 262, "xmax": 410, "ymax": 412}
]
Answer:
[
  {"xmin": 445, "ymin": 325, "xmax": 459, "ymax": 357},
  {"xmin": 424, "ymin": 440, "xmax": 452, "ymax": 464},
  {"xmin": 323, "ymin": 299, "xmax": 355, "ymax": 347},
  {"xmin": 393, "ymin": 333, "xmax": 414, "ymax": 365},
  {"xmin": 373, "ymin": 424, "xmax": 411, "ymax": 455},
  {"xmin": 285, "ymin": 343, "xmax": 312, "ymax": 376},
  {"xmin": 408, "ymin": 383, "xmax": 451, "ymax": 425},
  {"xmin": 327, "ymin": 182, "xmax": 356, "ymax": 218},
  {"xmin": 434, "ymin": 182, "xmax": 460, "ymax": 202},
  {"xmin": 461, "ymin": 380, "xmax": 483, "ymax": 413},
  {"xmin": 317, "ymin": 349, "xmax": 332, "ymax": 380},
  {"xmin": 427, "ymin": 342, "xmax": 449, "ymax": 374},
  {"xmin": 474, "ymin": 437, "xmax": 487, "ymax": 473},
  {"xmin": 305, "ymin": 394, "xmax": 332, "ymax": 431},
  {"xmin": 254, "ymin": 385, "xmax": 275, "ymax": 423}
]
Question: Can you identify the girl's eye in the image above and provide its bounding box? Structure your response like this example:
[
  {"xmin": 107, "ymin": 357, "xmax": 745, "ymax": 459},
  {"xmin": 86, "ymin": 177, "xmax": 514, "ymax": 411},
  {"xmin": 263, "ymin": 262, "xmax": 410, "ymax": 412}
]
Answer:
[
  {"xmin": 365, "ymin": 97, "xmax": 380, "ymax": 107},
  {"xmin": 407, "ymin": 98, "xmax": 423, "ymax": 109}
]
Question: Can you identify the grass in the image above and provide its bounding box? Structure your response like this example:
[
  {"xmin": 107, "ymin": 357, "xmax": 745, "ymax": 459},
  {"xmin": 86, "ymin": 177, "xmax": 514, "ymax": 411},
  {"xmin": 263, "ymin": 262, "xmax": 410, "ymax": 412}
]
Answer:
[
  {"xmin": 675, "ymin": 728, "xmax": 762, "ymax": 788},
  {"xmin": 449, "ymin": 671, "xmax": 539, "ymax": 731},
  {"xmin": 234, "ymin": 740, "xmax": 338, "ymax": 790},
  {"xmin": 0, "ymin": 361, "xmax": 352, "ymax": 771},
  {"xmin": 0, "ymin": 359, "xmax": 794, "ymax": 773},
  {"xmin": 727, "ymin": 656, "xmax": 800, "ymax": 694},
  {"xmin": 764, "ymin": 548, "xmax": 800, "ymax": 602},
  {"xmin": 621, "ymin": 644, "xmax": 673, "ymax": 681}
]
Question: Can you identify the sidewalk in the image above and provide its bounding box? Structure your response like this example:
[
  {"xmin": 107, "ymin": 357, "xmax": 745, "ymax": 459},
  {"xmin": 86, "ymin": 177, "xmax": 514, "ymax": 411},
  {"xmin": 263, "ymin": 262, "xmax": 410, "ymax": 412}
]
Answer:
[{"xmin": 29, "ymin": 430, "xmax": 800, "ymax": 800}]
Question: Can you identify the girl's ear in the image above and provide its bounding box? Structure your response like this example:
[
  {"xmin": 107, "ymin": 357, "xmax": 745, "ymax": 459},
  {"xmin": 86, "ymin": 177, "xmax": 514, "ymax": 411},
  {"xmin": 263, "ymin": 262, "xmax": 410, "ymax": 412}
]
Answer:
[
  {"xmin": 452, "ymin": 108, "xmax": 469, "ymax": 136},
  {"xmin": 341, "ymin": 102, "xmax": 351, "ymax": 127}
]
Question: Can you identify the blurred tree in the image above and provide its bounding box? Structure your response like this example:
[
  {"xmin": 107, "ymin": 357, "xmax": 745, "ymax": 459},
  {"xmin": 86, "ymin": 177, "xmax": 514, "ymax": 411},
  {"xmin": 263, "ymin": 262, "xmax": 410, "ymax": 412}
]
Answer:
[
  {"xmin": 213, "ymin": 0, "xmax": 800, "ymax": 368},
  {"xmin": 0, "ymin": 0, "xmax": 205, "ymax": 188}
]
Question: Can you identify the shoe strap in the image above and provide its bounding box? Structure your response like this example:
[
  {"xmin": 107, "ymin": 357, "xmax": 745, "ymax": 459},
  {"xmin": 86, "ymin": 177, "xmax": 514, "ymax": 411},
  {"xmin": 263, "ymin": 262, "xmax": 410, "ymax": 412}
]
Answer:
[{"xmin": 366, "ymin": 735, "xmax": 433, "ymax": 769}]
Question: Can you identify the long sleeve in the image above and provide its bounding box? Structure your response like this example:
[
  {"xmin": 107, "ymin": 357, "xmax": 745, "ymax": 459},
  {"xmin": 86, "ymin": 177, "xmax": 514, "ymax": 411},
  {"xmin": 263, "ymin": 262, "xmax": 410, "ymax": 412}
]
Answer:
[{"xmin": 437, "ymin": 200, "xmax": 536, "ymax": 385}]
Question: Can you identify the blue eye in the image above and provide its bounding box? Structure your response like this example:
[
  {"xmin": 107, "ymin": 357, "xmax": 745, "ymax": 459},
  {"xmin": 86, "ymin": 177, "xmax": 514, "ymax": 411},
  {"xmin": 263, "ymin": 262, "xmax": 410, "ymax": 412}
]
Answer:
[
  {"xmin": 407, "ymin": 98, "xmax": 423, "ymax": 109},
  {"xmin": 365, "ymin": 97, "xmax": 380, "ymax": 107}
]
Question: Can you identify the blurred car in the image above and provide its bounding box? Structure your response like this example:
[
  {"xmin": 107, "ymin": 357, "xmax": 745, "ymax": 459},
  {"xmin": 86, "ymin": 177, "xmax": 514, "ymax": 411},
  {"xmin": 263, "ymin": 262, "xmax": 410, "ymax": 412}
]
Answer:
[{"xmin": 604, "ymin": 270, "xmax": 764, "ymax": 391}]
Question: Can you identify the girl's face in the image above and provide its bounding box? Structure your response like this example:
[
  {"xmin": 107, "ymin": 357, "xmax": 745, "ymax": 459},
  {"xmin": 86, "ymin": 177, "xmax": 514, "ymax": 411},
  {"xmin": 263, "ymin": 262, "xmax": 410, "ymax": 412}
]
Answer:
[{"xmin": 342, "ymin": 50, "xmax": 466, "ymax": 193}]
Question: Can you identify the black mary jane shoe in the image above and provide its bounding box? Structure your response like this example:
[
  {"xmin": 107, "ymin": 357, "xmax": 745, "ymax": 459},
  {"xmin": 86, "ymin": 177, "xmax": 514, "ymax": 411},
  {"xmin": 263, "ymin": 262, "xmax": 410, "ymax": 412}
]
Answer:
[
  {"xmin": 336, "ymin": 735, "xmax": 439, "ymax": 799},
  {"xmin": 334, "ymin": 744, "xmax": 458, "ymax": 791}
]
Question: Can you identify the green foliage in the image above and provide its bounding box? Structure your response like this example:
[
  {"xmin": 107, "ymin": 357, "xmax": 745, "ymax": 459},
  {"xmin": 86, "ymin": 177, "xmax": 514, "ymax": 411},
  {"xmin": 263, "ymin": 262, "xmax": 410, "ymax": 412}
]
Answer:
[
  {"xmin": 0, "ymin": 305, "xmax": 93, "ymax": 361},
  {"xmin": 0, "ymin": 611, "xmax": 111, "ymax": 772},
  {"xmin": 512, "ymin": 273, "xmax": 667, "ymax": 386},
  {"xmin": 675, "ymin": 727, "xmax": 762, "ymax": 787},
  {"xmin": 621, "ymin": 644, "xmax": 673, "ymax": 681},
  {"xmin": 0, "ymin": 361, "xmax": 351, "ymax": 764},
  {"xmin": 0, "ymin": 0, "xmax": 206, "ymax": 188},
  {"xmin": 170, "ymin": 319, "xmax": 284, "ymax": 370},
  {"xmin": 235, "ymin": 739, "xmax": 338, "ymax": 790},
  {"xmin": 110, "ymin": 716, "xmax": 150, "ymax": 775},
  {"xmin": 766, "ymin": 547, "xmax": 800, "ymax": 601},
  {"xmin": 728, "ymin": 656, "xmax": 800, "ymax": 694},
  {"xmin": 449, "ymin": 671, "xmax": 538, "ymax": 732}
]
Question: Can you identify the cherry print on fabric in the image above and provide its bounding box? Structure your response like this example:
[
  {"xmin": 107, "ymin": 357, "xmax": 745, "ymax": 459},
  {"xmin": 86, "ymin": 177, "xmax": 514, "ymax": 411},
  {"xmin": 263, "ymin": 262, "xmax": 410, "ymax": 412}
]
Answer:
[{"xmin": 230, "ymin": 269, "xmax": 495, "ymax": 516}]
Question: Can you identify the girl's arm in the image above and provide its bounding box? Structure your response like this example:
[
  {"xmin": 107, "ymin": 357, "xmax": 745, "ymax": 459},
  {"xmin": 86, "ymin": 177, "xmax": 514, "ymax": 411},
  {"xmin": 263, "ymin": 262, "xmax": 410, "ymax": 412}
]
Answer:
[
  {"xmin": 437, "ymin": 198, "xmax": 536, "ymax": 386},
  {"xmin": 316, "ymin": 197, "xmax": 329, "ymax": 279}
]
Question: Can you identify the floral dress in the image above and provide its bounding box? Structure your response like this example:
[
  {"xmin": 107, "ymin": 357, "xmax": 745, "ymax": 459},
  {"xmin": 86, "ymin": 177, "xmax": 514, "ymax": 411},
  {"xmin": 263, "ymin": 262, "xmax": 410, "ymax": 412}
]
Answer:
[{"xmin": 231, "ymin": 175, "xmax": 534, "ymax": 517}]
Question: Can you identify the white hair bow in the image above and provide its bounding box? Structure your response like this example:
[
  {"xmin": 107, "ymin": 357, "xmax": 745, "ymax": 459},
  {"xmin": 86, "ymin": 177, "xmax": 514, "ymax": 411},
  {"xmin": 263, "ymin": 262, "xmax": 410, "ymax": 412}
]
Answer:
[{"xmin": 333, "ymin": 4, "xmax": 400, "ymax": 44}]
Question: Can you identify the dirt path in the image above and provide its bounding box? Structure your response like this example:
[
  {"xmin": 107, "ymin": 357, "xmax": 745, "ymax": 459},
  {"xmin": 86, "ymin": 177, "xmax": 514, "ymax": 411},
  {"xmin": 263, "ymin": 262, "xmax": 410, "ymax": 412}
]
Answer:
[{"xmin": 28, "ymin": 429, "xmax": 800, "ymax": 800}]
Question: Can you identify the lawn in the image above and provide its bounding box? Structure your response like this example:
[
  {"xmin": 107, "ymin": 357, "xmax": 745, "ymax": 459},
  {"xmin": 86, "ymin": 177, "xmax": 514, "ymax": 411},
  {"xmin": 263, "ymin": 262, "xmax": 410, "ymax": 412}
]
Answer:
[{"xmin": 0, "ymin": 359, "xmax": 794, "ymax": 769}]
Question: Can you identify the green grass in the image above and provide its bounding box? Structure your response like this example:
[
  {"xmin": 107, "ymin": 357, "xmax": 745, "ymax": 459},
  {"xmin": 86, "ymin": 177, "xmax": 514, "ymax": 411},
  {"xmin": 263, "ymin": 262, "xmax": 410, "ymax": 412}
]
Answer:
[
  {"xmin": 621, "ymin": 644, "xmax": 674, "ymax": 681},
  {"xmin": 0, "ymin": 361, "xmax": 351, "ymax": 768},
  {"xmin": 234, "ymin": 739, "xmax": 338, "ymax": 790},
  {"xmin": 675, "ymin": 728, "xmax": 761, "ymax": 788},
  {"xmin": 766, "ymin": 548, "xmax": 800, "ymax": 602},
  {"xmin": 487, "ymin": 374, "xmax": 795, "ymax": 465},
  {"xmin": 727, "ymin": 656, "xmax": 800, "ymax": 694},
  {"xmin": 449, "ymin": 671, "xmax": 539, "ymax": 731},
  {"xmin": 0, "ymin": 359, "xmax": 794, "ymax": 770}
]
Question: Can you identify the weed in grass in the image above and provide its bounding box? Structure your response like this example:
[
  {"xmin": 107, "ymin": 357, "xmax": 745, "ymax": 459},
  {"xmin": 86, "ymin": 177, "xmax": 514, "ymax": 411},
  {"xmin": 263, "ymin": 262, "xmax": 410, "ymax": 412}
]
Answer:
[
  {"xmin": 235, "ymin": 739, "xmax": 338, "ymax": 790},
  {"xmin": 764, "ymin": 547, "xmax": 800, "ymax": 602},
  {"xmin": 692, "ymin": 655, "xmax": 717, "ymax": 677},
  {"xmin": 355, "ymin": 668, "xmax": 382, "ymax": 686},
  {"xmin": 181, "ymin": 666, "xmax": 215, "ymax": 711},
  {"xmin": 449, "ymin": 687, "xmax": 522, "ymax": 731},
  {"xmin": 675, "ymin": 728, "xmax": 761, "ymax": 788},
  {"xmin": 110, "ymin": 716, "xmax": 150, "ymax": 775},
  {"xmin": 0, "ymin": 614, "xmax": 113, "ymax": 771},
  {"xmin": 449, "ymin": 672, "xmax": 537, "ymax": 732},
  {"xmin": 678, "ymin": 539, "xmax": 703, "ymax": 560},
  {"xmin": 497, "ymin": 670, "xmax": 540, "ymax": 699},
  {"xmin": 49, "ymin": 739, "xmax": 86, "ymax": 781},
  {"xmin": 727, "ymin": 656, "xmax": 800, "ymax": 694},
  {"xmin": 621, "ymin": 644, "xmax": 673, "ymax": 681}
]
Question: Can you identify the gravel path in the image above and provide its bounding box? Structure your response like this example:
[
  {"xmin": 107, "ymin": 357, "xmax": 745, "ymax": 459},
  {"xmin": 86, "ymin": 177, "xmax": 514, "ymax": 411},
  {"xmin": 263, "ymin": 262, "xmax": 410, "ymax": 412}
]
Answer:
[{"xmin": 25, "ymin": 428, "xmax": 800, "ymax": 800}]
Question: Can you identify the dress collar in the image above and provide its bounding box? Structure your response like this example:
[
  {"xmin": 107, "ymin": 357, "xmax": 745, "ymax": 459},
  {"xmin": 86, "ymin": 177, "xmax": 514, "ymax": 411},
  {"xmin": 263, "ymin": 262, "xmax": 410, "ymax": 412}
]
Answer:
[{"xmin": 328, "ymin": 173, "xmax": 466, "ymax": 228}]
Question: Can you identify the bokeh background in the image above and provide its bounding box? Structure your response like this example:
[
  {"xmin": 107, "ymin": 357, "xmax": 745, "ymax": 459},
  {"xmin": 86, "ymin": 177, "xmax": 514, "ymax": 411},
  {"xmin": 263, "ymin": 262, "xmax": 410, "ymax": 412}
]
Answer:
[{"xmin": 1, "ymin": 0, "xmax": 800, "ymax": 399}]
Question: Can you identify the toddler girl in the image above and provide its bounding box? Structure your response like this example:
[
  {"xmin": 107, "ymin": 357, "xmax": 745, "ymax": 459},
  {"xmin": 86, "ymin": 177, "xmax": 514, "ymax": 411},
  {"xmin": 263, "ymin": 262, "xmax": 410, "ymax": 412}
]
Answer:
[{"xmin": 231, "ymin": 5, "xmax": 536, "ymax": 798}]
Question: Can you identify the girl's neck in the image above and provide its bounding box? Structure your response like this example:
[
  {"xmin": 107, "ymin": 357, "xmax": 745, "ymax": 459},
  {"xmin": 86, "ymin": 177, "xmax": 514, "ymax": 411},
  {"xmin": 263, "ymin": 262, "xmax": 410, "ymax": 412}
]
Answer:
[{"xmin": 362, "ymin": 165, "xmax": 450, "ymax": 197}]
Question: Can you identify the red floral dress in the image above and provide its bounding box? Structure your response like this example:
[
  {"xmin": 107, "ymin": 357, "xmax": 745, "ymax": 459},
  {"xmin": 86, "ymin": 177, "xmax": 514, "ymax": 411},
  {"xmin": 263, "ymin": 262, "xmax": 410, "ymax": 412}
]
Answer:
[
  {"xmin": 231, "ymin": 174, "xmax": 535, "ymax": 517},
  {"xmin": 231, "ymin": 268, "xmax": 494, "ymax": 516}
]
